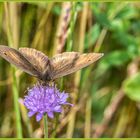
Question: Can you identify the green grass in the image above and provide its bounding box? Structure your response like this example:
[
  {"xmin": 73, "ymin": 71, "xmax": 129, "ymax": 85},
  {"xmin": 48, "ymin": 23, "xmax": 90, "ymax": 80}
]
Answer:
[{"xmin": 0, "ymin": 2, "xmax": 140, "ymax": 138}]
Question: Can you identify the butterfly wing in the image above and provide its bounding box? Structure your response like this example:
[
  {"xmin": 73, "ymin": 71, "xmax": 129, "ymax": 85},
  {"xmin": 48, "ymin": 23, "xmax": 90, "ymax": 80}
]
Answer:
[
  {"xmin": 19, "ymin": 48, "xmax": 49, "ymax": 75},
  {"xmin": 50, "ymin": 52, "xmax": 103, "ymax": 79},
  {"xmin": 0, "ymin": 45, "xmax": 40, "ymax": 76}
]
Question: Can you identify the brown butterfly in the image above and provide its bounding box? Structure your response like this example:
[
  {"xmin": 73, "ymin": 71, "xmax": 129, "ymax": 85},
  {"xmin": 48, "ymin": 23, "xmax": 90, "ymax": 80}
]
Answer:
[{"xmin": 0, "ymin": 45, "xmax": 103, "ymax": 82}]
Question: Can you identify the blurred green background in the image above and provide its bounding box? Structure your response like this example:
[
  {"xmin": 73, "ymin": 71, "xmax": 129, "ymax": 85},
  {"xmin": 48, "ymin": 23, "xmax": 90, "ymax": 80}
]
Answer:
[{"xmin": 0, "ymin": 2, "xmax": 140, "ymax": 138}]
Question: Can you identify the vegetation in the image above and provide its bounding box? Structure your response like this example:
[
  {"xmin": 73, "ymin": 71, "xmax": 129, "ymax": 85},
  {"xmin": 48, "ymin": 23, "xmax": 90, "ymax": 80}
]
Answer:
[{"xmin": 0, "ymin": 2, "xmax": 140, "ymax": 138}]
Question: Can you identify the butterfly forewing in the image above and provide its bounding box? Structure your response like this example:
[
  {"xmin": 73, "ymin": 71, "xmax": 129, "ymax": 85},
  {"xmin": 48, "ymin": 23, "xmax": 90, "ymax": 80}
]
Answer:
[
  {"xmin": 19, "ymin": 48, "xmax": 49, "ymax": 74},
  {"xmin": 0, "ymin": 45, "xmax": 40, "ymax": 77},
  {"xmin": 50, "ymin": 52, "xmax": 103, "ymax": 79},
  {"xmin": 50, "ymin": 52, "xmax": 80, "ymax": 76}
]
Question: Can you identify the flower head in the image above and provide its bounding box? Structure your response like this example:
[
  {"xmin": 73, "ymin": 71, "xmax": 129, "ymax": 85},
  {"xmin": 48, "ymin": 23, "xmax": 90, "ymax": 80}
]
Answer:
[{"xmin": 24, "ymin": 84, "xmax": 72, "ymax": 122}]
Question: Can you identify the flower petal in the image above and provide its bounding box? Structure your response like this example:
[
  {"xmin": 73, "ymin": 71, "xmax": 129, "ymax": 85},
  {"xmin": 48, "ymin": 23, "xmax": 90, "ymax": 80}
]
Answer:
[
  {"xmin": 28, "ymin": 111, "xmax": 36, "ymax": 117},
  {"xmin": 18, "ymin": 98, "xmax": 24, "ymax": 104},
  {"xmin": 54, "ymin": 106, "xmax": 62, "ymax": 112},
  {"xmin": 47, "ymin": 112, "xmax": 54, "ymax": 118},
  {"xmin": 36, "ymin": 113, "xmax": 43, "ymax": 122}
]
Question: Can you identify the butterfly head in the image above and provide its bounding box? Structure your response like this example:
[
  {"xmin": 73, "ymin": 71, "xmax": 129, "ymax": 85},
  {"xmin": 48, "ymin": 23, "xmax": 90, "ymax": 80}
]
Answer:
[{"xmin": 40, "ymin": 73, "xmax": 52, "ymax": 82}]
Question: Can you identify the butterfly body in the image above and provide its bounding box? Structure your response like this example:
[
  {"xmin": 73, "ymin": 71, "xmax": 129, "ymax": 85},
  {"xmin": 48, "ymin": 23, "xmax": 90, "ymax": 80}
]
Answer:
[
  {"xmin": 0, "ymin": 45, "xmax": 103, "ymax": 82},
  {"xmin": 40, "ymin": 62, "xmax": 52, "ymax": 81}
]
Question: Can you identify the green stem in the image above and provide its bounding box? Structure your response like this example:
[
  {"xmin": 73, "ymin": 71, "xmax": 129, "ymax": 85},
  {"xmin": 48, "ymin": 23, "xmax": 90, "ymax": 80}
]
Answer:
[
  {"xmin": 66, "ymin": 2, "xmax": 77, "ymax": 51},
  {"xmin": 44, "ymin": 113, "xmax": 48, "ymax": 138},
  {"xmin": 4, "ymin": 2, "xmax": 22, "ymax": 138},
  {"xmin": 12, "ymin": 68, "xmax": 22, "ymax": 138}
]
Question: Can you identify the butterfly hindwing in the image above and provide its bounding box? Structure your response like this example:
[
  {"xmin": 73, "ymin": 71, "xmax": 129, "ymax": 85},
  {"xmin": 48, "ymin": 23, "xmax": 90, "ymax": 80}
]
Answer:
[
  {"xmin": 50, "ymin": 52, "xmax": 103, "ymax": 79},
  {"xmin": 0, "ymin": 45, "xmax": 40, "ymax": 77},
  {"xmin": 19, "ymin": 48, "xmax": 49, "ymax": 75}
]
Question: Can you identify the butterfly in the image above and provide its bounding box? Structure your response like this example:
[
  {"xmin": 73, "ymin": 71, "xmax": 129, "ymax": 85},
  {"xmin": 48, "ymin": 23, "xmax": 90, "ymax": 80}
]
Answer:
[{"xmin": 0, "ymin": 45, "xmax": 103, "ymax": 82}]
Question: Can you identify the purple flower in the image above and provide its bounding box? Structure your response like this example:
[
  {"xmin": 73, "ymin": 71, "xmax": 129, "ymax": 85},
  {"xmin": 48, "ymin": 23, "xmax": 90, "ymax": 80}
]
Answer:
[{"xmin": 24, "ymin": 84, "xmax": 72, "ymax": 122}]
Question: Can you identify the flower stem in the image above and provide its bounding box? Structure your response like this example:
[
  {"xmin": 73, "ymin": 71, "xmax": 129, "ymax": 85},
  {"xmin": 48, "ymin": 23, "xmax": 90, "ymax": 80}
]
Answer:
[{"xmin": 44, "ymin": 114, "xmax": 48, "ymax": 138}]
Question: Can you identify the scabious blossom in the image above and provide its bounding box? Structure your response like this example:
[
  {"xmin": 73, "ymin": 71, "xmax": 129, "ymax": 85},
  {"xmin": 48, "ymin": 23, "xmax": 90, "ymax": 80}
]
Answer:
[{"xmin": 24, "ymin": 84, "xmax": 72, "ymax": 122}]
